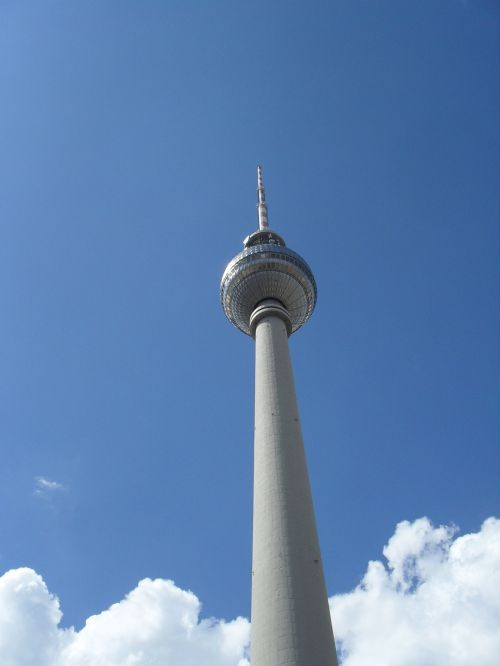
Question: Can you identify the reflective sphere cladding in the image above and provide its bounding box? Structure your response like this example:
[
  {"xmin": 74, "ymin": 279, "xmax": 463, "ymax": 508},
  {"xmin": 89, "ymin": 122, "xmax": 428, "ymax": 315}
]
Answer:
[{"xmin": 221, "ymin": 243, "xmax": 317, "ymax": 336}]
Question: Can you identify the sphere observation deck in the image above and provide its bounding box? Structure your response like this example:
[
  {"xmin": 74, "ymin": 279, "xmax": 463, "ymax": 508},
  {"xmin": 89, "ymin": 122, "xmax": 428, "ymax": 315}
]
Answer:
[{"xmin": 221, "ymin": 168, "xmax": 317, "ymax": 336}]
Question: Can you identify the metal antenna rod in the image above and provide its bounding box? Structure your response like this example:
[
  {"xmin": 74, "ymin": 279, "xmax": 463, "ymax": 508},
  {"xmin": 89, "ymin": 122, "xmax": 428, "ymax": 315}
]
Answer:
[{"xmin": 257, "ymin": 165, "xmax": 269, "ymax": 229}]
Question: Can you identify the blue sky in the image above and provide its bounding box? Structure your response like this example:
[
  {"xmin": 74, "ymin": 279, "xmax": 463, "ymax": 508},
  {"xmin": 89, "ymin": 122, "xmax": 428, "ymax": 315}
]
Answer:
[{"xmin": 0, "ymin": 1, "xmax": 498, "ymax": 663}]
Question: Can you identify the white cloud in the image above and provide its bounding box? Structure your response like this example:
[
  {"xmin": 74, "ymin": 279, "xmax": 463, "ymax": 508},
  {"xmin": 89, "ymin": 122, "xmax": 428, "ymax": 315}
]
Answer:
[
  {"xmin": 62, "ymin": 578, "xmax": 250, "ymax": 666},
  {"xmin": 0, "ymin": 517, "xmax": 498, "ymax": 665},
  {"xmin": 0, "ymin": 568, "xmax": 71, "ymax": 666},
  {"xmin": 0, "ymin": 568, "xmax": 249, "ymax": 666},
  {"xmin": 34, "ymin": 477, "xmax": 66, "ymax": 497},
  {"xmin": 330, "ymin": 516, "xmax": 500, "ymax": 666}
]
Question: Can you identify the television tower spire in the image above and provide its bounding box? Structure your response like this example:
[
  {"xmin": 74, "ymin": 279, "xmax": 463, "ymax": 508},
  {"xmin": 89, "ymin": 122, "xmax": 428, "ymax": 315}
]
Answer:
[
  {"xmin": 257, "ymin": 165, "xmax": 269, "ymax": 230},
  {"xmin": 221, "ymin": 168, "xmax": 338, "ymax": 666}
]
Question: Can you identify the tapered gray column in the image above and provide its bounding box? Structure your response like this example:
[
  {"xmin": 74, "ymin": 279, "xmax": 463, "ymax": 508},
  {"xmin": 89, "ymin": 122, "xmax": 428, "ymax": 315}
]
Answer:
[
  {"xmin": 221, "ymin": 167, "xmax": 339, "ymax": 665},
  {"xmin": 250, "ymin": 300, "xmax": 338, "ymax": 666}
]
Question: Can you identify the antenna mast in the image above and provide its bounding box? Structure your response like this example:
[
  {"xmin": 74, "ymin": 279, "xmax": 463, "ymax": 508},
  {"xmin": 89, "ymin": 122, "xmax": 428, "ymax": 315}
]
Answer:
[{"xmin": 257, "ymin": 165, "xmax": 269, "ymax": 230}]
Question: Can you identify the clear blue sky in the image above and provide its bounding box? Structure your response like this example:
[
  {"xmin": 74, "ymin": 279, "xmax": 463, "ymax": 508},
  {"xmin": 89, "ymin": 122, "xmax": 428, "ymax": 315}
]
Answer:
[{"xmin": 0, "ymin": 0, "xmax": 498, "ymax": 636}]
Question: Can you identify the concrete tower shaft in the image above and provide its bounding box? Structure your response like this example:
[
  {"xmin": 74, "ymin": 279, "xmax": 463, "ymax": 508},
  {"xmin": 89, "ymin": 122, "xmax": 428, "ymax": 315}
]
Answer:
[
  {"xmin": 221, "ymin": 168, "xmax": 338, "ymax": 666},
  {"xmin": 251, "ymin": 301, "xmax": 338, "ymax": 666}
]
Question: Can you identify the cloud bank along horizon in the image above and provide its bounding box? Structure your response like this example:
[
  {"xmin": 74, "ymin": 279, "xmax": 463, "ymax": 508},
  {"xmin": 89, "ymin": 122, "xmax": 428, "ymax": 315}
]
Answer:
[{"xmin": 1, "ymin": 515, "xmax": 499, "ymax": 666}]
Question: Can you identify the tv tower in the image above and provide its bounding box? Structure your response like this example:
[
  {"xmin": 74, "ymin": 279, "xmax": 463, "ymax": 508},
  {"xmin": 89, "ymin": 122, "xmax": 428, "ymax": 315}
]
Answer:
[{"xmin": 221, "ymin": 167, "xmax": 338, "ymax": 666}]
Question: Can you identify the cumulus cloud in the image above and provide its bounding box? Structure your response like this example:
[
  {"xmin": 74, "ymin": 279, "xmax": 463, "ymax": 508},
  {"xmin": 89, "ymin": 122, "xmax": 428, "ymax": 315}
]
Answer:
[
  {"xmin": 0, "ymin": 517, "xmax": 498, "ymax": 665},
  {"xmin": 0, "ymin": 568, "xmax": 70, "ymax": 666},
  {"xmin": 0, "ymin": 569, "xmax": 249, "ymax": 666},
  {"xmin": 330, "ymin": 516, "xmax": 500, "ymax": 666},
  {"xmin": 63, "ymin": 578, "xmax": 250, "ymax": 666}
]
